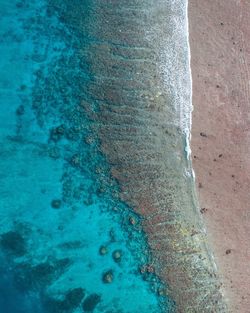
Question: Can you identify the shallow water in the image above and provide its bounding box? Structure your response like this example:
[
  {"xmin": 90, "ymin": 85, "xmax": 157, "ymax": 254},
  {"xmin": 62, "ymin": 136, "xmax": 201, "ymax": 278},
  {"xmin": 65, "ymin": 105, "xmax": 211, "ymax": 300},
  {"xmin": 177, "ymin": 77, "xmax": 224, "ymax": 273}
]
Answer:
[{"xmin": 0, "ymin": 1, "xmax": 173, "ymax": 312}]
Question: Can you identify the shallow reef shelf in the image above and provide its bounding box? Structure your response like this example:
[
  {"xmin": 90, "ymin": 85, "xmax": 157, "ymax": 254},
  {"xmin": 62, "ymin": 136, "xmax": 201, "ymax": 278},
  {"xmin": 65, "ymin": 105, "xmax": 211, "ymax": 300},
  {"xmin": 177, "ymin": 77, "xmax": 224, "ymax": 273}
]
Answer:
[
  {"xmin": 0, "ymin": 0, "xmax": 227, "ymax": 313},
  {"xmin": 80, "ymin": 0, "xmax": 228, "ymax": 312}
]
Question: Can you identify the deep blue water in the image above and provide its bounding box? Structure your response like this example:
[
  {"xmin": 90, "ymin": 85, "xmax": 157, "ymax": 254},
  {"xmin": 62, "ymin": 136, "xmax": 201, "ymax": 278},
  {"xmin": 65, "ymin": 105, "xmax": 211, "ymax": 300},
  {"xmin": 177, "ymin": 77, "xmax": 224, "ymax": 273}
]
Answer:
[{"xmin": 0, "ymin": 1, "xmax": 173, "ymax": 312}]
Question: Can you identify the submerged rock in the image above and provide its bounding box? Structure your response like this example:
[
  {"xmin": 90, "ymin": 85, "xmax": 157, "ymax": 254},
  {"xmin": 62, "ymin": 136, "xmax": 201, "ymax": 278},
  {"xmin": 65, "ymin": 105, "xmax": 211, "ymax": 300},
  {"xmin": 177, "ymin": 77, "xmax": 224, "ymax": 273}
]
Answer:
[
  {"xmin": 48, "ymin": 147, "xmax": 61, "ymax": 159},
  {"xmin": 70, "ymin": 154, "xmax": 81, "ymax": 167},
  {"xmin": 128, "ymin": 216, "xmax": 137, "ymax": 226},
  {"xmin": 51, "ymin": 199, "xmax": 62, "ymax": 209},
  {"xmin": 82, "ymin": 294, "xmax": 101, "ymax": 312},
  {"xmin": 16, "ymin": 105, "xmax": 25, "ymax": 115},
  {"xmin": 14, "ymin": 262, "xmax": 54, "ymax": 290},
  {"xmin": 102, "ymin": 270, "xmax": 113, "ymax": 284},
  {"xmin": 112, "ymin": 250, "xmax": 122, "ymax": 263},
  {"xmin": 99, "ymin": 245, "xmax": 108, "ymax": 256},
  {"xmin": 43, "ymin": 296, "xmax": 71, "ymax": 313},
  {"xmin": 64, "ymin": 288, "xmax": 85, "ymax": 309},
  {"xmin": 50, "ymin": 125, "xmax": 65, "ymax": 141},
  {"xmin": 14, "ymin": 258, "xmax": 71, "ymax": 291},
  {"xmin": 0, "ymin": 230, "xmax": 26, "ymax": 256}
]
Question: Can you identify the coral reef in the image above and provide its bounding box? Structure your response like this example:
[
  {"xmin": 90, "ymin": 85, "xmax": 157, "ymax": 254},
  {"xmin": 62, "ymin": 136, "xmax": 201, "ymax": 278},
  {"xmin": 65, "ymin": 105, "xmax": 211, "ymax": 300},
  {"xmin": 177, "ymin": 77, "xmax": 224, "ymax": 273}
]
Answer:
[
  {"xmin": 82, "ymin": 294, "xmax": 101, "ymax": 312},
  {"xmin": 0, "ymin": 231, "xmax": 26, "ymax": 257}
]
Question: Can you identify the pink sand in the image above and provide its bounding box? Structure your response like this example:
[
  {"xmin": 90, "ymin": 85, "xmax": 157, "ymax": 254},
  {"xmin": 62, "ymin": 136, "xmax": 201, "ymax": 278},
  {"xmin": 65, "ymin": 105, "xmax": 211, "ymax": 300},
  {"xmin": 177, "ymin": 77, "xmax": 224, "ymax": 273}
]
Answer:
[{"xmin": 189, "ymin": 1, "xmax": 250, "ymax": 311}]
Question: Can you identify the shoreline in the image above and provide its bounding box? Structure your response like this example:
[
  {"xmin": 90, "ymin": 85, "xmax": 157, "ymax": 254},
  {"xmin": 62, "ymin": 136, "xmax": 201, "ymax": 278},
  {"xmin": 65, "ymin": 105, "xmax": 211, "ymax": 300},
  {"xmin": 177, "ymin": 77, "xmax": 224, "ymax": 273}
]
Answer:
[
  {"xmin": 189, "ymin": 1, "xmax": 250, "ymax": 311},
  {"xmin": 90, "ymin": 1, "xmax": 227, "ymax": 311}
]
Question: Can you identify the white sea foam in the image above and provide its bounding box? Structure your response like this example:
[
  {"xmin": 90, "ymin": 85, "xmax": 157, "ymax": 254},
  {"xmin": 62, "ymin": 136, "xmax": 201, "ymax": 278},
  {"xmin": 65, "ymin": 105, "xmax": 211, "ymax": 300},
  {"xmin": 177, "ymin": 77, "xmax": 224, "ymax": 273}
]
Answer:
[
  {"xmin": 146, "ymin": 1, "xmax": 193, "ymax": 153},
  {"xmin": 184, "ymin": 0, "xmax": 193, "ymax": 162}
]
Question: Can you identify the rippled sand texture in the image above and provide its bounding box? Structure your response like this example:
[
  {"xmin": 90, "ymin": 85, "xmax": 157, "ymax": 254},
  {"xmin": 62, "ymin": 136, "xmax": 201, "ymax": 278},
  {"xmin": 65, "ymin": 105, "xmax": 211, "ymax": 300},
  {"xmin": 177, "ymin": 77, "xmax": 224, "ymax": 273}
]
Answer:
[{"xmin": 72, "ymin": 0, "xmax": 228, "ymax": 312}]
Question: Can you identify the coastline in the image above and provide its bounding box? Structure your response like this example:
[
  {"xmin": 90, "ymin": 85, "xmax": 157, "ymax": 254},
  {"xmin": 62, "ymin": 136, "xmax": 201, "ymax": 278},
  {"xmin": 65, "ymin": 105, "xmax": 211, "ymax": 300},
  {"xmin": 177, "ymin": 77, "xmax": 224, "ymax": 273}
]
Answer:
[
  {"xmin": 189, "ymin": 1, "xmax": 250, "ymax": 312},
  {"xmin": 89, "ymin": 1, "xmax": 227, "ymax": 311},
  {"xmin": 0, "ymin": 0, "xmax": 241, "ymax": 312}
]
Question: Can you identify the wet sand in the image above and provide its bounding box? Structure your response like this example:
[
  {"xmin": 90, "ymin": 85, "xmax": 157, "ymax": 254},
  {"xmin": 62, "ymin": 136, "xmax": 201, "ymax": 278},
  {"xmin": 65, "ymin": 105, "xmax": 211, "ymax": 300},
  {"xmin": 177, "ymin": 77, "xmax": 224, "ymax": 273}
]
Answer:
[{"xmin": 189, "ymin": 1, "xmax": 250, "ymax": 312}]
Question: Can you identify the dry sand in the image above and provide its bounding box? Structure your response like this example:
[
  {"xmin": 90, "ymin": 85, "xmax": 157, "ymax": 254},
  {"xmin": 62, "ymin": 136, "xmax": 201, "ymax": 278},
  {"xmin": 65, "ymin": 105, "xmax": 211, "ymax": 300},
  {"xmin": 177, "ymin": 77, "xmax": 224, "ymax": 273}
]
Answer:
[{"xmin": 189, "ymin": 1, "xmax": 250, "ymax": 312}]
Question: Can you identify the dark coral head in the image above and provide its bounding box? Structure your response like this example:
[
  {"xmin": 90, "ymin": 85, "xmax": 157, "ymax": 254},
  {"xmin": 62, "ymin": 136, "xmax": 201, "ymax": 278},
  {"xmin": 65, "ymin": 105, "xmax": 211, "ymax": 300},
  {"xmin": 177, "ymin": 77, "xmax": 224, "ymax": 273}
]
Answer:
[
  {"xmin": 64, "ymin": 287, "xmax": 85, "ymax": 309},
  {"xmin": 82, "ymin": 294, "xmax": 101, "ymax": 312},
  {"xmin": 0, "ymin": 230, "xmax": 26, "ymax": 256}
]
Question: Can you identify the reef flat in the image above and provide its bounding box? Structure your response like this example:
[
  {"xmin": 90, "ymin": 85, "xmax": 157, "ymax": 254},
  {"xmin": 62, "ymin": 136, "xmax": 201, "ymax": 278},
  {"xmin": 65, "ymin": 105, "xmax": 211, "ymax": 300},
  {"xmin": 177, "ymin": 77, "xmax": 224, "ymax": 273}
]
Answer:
[{"xmin": 77, "ymin": 0, "xmax": 229, "ymax": 312}]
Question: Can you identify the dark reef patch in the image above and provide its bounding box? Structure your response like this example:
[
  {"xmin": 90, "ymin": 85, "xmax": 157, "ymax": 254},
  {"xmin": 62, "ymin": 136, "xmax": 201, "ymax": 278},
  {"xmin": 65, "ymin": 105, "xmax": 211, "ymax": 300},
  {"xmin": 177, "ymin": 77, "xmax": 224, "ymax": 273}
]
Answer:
[
  {"xmin": 82, "ymin": 294, "xmax": 101, "ymax": 312},
  {"xmin": 14, "ymin": 258, "xmax": 71, "ymax": 291},
  {"xmin": 43, "ymin": 288, "xmax": 85, "ymax": 313},
  {"xmin": 0, "ymin": 231, "xmax": 26, "ymax": 256},
  {"xmin": 51, "ymin": 199, "xmax": 62, "ymax": 209},
  {"xmin": 64, "ymin": 288, "xmax": 85, "ymax": 308},
  {"xmin": 112, "ymin": 249, "xmax": 122, "ymax": 263},
  {"xmin": 102, "ymin": 270, "xmax": 114, "ymax": 284},
  {"xmin": 49, "ymin": 125, "xmax": 65, "ymax": 142}
]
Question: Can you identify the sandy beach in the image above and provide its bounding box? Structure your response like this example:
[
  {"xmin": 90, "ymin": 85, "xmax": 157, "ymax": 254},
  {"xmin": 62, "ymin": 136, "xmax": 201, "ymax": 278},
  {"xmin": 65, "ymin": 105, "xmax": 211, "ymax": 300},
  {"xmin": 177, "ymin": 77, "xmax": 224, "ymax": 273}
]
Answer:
[{"xmin": 189, "ymin": 1, "xmax": 250, "ymax": 312}]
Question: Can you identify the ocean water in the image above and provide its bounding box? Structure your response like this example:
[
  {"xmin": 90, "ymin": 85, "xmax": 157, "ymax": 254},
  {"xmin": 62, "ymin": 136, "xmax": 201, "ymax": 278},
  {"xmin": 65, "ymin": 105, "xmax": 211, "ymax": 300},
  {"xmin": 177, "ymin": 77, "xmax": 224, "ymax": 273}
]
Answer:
[{"xmin": 0, "ymin": 1, "xmax": 174, "ymax": 313}]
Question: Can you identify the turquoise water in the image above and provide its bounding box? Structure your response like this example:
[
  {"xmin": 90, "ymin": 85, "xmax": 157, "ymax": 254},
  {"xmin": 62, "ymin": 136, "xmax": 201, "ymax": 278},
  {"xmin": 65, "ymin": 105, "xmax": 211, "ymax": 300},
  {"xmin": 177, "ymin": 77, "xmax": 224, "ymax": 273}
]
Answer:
[{"xmin": 0, "ymin": 1, "xmax": 173, "ymax": 312}]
